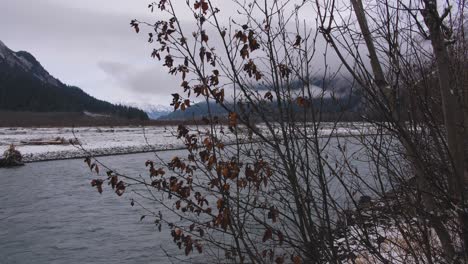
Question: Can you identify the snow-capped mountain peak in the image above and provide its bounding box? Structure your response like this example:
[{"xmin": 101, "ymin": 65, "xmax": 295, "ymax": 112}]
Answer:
[
  {"xmin": 123, "ymin": 102, "xmax": 172, "ymax": 120},
  {"xmin": 0, "ymin": 40, "xmax": 11, "ymax": 59},
  {"xmin": 0, "ymin": 40, "xmax": 60, "ymax": 86}
]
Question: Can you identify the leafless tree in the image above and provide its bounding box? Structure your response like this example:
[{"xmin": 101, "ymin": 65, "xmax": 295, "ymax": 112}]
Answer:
[
  {"xmin": 83, "ymin": 0, "xmax": 467, "ymax": 263},
  {"xmin": 315, "ymin": 0, "xmax": 468, "ymax": 261}
]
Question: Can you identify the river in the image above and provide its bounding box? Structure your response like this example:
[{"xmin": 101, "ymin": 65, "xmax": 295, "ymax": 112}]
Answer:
[
  {"xmin": 0, "ymin": 150, "xmax": 194, "ymax": 264},
  {"xmin": 0, "ymin": 136, "xmax": 377, "ymax": 264}
]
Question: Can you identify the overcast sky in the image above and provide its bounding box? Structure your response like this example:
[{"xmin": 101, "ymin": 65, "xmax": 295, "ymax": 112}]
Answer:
[
  {"xmin": 0, "ymin": 0, "xmax": 230, "ymax": 107},
  {"xmin": 1, "ymin": 1, "xmax": 336, "ymax": 107}
]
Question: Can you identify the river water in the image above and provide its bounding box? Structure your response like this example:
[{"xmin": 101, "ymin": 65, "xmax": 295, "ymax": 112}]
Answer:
[
  {"xmin": 0, "ymin": 137, "xmax": 376, "ymax": 264},
  {"xmin": 0, "ymin": 150, "xmax": 193, "ymax": 264}
]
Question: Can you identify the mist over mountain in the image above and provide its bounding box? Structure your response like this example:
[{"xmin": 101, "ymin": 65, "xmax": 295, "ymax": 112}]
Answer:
[
  {"xmin": 0, "ymin": 40, "xmax": 148, "ymax": 120},
  {"xmin": 123, "ymin": 103, "xmax": 172, "ymax": 120},
  {"xmin": 159, "ymin": 91, "xmax": 362, "ymax": 121},
  {"xmin": 0, "ymin": 39, "xmax": 362, "ymax": 122}
]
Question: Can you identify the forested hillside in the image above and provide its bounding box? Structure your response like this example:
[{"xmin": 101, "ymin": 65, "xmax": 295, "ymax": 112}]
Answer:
[
  {"xmin": 0, "ymin": 41, "xmax": 148, "ymax": 120},
  {"xmin": 159, "ymin": 93, "xmax": 362, "ymax": 121}
]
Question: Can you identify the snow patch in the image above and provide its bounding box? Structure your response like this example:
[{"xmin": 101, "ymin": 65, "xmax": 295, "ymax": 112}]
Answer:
[{"xmin": 0, "ymin": 123, "xmax": 377, "ymax": 162}]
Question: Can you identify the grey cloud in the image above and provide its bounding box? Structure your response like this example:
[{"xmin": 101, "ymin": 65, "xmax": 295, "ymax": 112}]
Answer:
[
  {"xmin": 98, "ymin": 61, "xmax": 130, "ymax": 77},
  {"xmin": 0, "ymin": 0, "xmax": 346, "ymax": 106},
  {"xmin": 97, "ymin": 60, "xmax": 180, "ymax": 96},
  {"xmin": 0, "ymin": 0, "xmax": 159, "ymax": 103}
]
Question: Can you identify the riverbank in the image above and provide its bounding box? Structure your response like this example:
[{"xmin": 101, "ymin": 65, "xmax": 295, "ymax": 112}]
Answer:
[
  {"xmin": 0, "ymin": 123, "xmax": 378, "ymax": 163},
  {"xmin": 0, "ymin": 126, "xmax": 185, "ymax": 162},
  {"xmin": 23, "ymin": 145, "xmax": 187, "ymax": 163},
  {"xmin": 0, "ymin": 111, "xmax": 210, "ymax": 127}
]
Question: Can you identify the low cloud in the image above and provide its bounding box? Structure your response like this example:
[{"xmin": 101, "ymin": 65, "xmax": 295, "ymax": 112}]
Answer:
[
  {"xmin": 97, "ymin": 61, "xmax": 130, "ymax": 77},
  {"xmin": 98, "ymin": 60, "xmax": 180, "ymax": 96},
  {"xmin": 1, "ymin": 0, "xmax": 346, "ymax": 106}
]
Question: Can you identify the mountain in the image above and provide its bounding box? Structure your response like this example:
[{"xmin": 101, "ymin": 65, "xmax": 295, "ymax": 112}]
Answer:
[
  {"xmin": 124, "ymin": 103, "xmax": 172, "ymax": 120},
  {"xmin": 141, "ymin": 104, "xmax": 172, "ymax": 120},
  {"xmin": 0, "ymin": 40, "xmax": 148, "ymax": 120},
  {"xmin": 158, "ymin": 101, "xmax": 227, "ymax": 120},
  {"xmin": 159, "ymin": 94, "xmax": 362, "ymax": 121},
  {"xmin": 159, "ymin": 78, "xmax": 362, "ymax": 121}
]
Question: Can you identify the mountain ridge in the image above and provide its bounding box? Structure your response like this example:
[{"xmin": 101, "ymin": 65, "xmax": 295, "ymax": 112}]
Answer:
[
  {"xmin": 0, "ymin": 40, "xmax": 148, "ymax": 120},
  {"xmin": 123, "ymin": 102, "xmax": 172, "ymax": 120}
]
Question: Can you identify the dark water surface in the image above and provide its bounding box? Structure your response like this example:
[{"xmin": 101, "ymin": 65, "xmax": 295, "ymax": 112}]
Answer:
[
  {"xmin": 0, "ymin": 137, "xmax": 376, "ymax": 264},
  {"xmin": 0, "ymin": 151, "xmax": 188, "ymax": 264}
]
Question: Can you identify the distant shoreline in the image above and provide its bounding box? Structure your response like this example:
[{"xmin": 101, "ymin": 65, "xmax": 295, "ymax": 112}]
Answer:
[
  {"xmin": 20, "ymin": 133, "xmax": 386, "ymax": 164},
  {"xmin": 23, "ymin": 145, "xmax": 188, "ymax": 164},
  {"xmin": 1, "ymin": 123, "xmax": 382, "ymax": 165},
  {"xmin": 0, "ymin": 111, "xmax": 210, "ymax": 128}
]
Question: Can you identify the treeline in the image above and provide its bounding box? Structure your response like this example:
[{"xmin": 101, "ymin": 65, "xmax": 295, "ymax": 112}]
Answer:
[
  {"xmin": 0, "ymin": 111, "xmax": 222, "ymax": 127},
  {"xmin": 160, "ymin": 95, "xmax": 363, "ymax": 121},
  {"xmin": 0, "ymin": 62, "xmax": 148, "ymax": 120}
]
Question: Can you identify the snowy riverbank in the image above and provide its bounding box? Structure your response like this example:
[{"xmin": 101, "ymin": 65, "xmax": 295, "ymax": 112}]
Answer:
[
  {"xmin": 0, "ymin": 123, "xmax": 376, "ymax": 162},
  {"xmin": 0, "ymin": 126, "xmax": 185, "ymax": 162}
]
